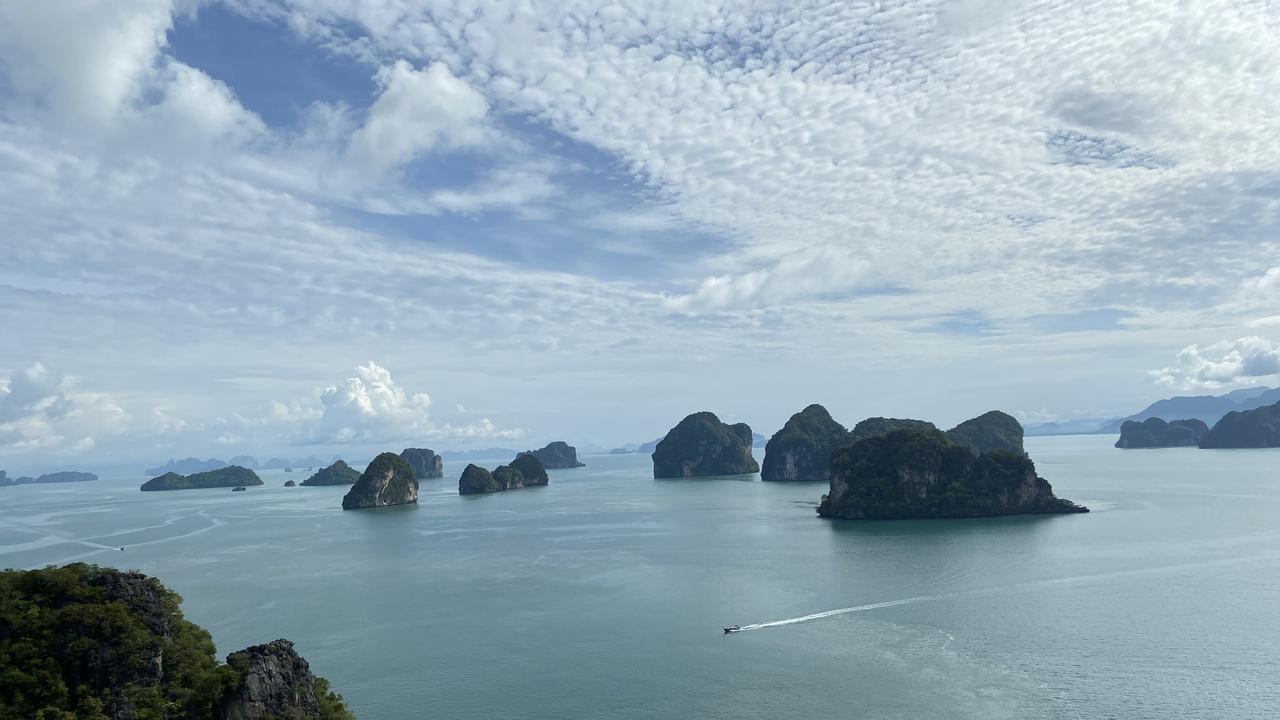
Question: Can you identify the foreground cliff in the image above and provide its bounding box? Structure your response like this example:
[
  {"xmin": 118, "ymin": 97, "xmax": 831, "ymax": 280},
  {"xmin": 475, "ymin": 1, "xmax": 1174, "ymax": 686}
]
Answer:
[
  {"xmin": 520, "ymin": 441, "xmax": 585, "ymax": 469},
  {"xmin": 652, "ymin": 412, "xmax": 759, "ymax": 478},
  {"xmin": 458, "ymin": 455, "xmax": 549, "ymax": 495},
  {"xmin": 0, "ymin": 564, "xmax": 353, "ymax": 720},
  {"xmin": 761, "ymin": 404, "xmax": 850, "ymax": 481},
  {"xmin": 301, "ymin": 460, "xmax": 361, "ymax": 486},
  {"xmin": 141, "ymin": 466, "xmax": 262, "ymax": 491},
  {"xmin": 399, "ymin": 448, "xmax": 444, "ymax": 479},
  {"xmin": 1198, "ymin": 400, "xmax": 1280, "ymax": 448},
  {"xmin": 341, "ymin": 453, "xmax": 418, "ymax": 509},
  {"xmin": 1115, "ymin": 417, "xmax": 1209, "ymax": 448},
  {"xmin": 817, "ymin": 427, "xmax": 1087, "ymax": 520}
]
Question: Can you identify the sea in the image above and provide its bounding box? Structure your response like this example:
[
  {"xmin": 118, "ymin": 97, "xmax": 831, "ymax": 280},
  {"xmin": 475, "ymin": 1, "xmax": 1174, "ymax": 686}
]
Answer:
[{"xmin": 2, "ymin": 435, "xmax": 1277, "ymax": 719}]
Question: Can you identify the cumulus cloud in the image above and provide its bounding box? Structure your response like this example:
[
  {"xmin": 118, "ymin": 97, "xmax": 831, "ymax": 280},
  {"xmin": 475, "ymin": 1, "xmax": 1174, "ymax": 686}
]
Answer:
[
  {"xmin": 0, "ymin": 363, "xmax": 130, "ymax": 455},
  {"xmin": 1151, "ymin": 336, "xmax": 1280, "ymax": 390},
  {"xmin": 273, "ymin": 362, "xmax": 521, "ymax": 445}
]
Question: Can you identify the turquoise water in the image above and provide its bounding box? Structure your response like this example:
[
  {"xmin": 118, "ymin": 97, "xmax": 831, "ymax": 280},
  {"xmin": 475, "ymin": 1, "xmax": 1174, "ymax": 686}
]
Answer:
[{"xmin": 3, "ymin": 436, "xmax": 1279, "ymax": 719}]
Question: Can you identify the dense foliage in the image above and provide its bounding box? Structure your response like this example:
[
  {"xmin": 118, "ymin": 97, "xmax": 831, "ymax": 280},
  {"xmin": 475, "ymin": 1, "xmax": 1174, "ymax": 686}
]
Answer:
[
  {"xmin": 341, "ymin": 453, "xmax": 418, "ymax": 509},
  {"xmin": 760, "ymin": 404, "xmax": 850, "ymax": 481},
  {"xmin": 139, "ymin": 466, "xmax": 262, "ymax": 492},
  {"xmin": 458, "ymin": 464, "xmax": 499, "ymax": 494},
  {"xmin": 0, "ymin": 564, "xmax": 354, "ymax": 720},
  {"xmin": 1198, "ymin": 401, "xmax": 1280, "ymax": 448},
  {"xmin": 508, "ymin": 454, "xmax": 549, "ymax": 486},
  {"xmin": 945, "ymin": 410, "xmax": 1025, "ymax": 456},
  {"xmin": 652, "ymin": 411, "xmax": 758, "ymax": 478},
  {"xmin": 847, "ymin": 417, "xmax": 937, "ymax": 444},
  {"xmin": 818, "ymin": 428, "xmax": 1086, "ymax": 519},
  {"xmin": 301, "ymin": 460, "xmax": 361, "ymax": 486},
  {"xmin": 1115, "ymin": 417, "xmax": 1209, "ymax": 448}
]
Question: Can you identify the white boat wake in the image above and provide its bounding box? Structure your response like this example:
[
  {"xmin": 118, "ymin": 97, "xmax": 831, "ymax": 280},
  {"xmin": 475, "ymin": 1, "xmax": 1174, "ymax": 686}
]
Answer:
[{"xmin": 736, "ymin": 593, "xmax": 950, "ymax": 631}]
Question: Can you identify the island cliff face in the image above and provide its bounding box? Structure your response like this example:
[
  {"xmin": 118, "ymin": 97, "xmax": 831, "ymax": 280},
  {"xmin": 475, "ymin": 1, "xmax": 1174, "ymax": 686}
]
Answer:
[
  {"xmin": 459, "ymin": 455, "xmax": 549, "ymax": 495},
  {"xmin": 1115, "ymin": 417, "xmax": 1209, "ymax": 448},
  {"xmin": 1199, "ymin": 401, "xmax": 1280, "ymax": 448},
  {"xmin": 761, "ymin": 404, "xmax": 850, "ymax": 481},
  {"xmin": 0, "ymin": 564, "xmax": 353, "ymax": 720},
  {"xmin": 399, "ymin": 448, "xmax": 444, "ymax": 479},
  {"xmin": 520, "ymin": 441, "xmax": 585, "ymax": 469},
  {"xmin": 652, "ymin": 412, "xmax": 759, "ymax": 478},
  {"xmin": 817, "ymin": 427, "xmax": 1086, "ymax": 520},
  {"xmin": 341, "ymin": 453, "xmax": 418, "ymax": 510},
  {"xmin": 140, "ymin": 466, "xmax": 263, "ymax": 491},
  {"xmin": 945, "ymin": 410, "xmax": 1025, "ymax": 455},
  {"xmin": 301, "ymin": 460, "xmax": 361, "ymax": 486}
]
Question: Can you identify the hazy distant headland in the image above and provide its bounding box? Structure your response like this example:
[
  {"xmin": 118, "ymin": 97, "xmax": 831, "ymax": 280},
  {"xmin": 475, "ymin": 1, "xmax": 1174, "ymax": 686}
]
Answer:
[
  {"xmin": 1027, "ymin": 386, "xmax": 1280, "ymax": 436},
  {"xmin": 0, "ymin": 470, "xmax": 97, "ymax": 487}
]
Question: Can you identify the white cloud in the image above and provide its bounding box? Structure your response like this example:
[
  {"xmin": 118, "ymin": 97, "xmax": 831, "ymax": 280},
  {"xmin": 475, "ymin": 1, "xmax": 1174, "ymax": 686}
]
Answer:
[
  {"xmin": 0, "ymin": 363, "xmax": 130, "ymax": 455},
  {"xmin": 664, "ymin": 246, "xmax": 870, "ymax": 312},
  {"xmin": 1151, "ymin": 336, "xmax": 1280, "ymax": 390}
]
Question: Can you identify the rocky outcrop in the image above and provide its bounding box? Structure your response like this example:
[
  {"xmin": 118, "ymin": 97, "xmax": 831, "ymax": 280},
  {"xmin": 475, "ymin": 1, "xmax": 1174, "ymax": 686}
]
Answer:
[
  {"xmin": 520, "ymin": 441, "xmax": 585, "ymax": 469},
  {"xmin": 847, "ymin": 417, "xmax": 937, "ymax": 443},
  {"xmin": 341, "ymin": 453, "xmax": 418, "ymax": 510},
  {"xmin": 652, "ymin": 411, "xmax": 759, "ymax": 478},
  {"xmin": 1115, "ymin": 417, "xmax": 1209, "ymax": 448},
  {"xmin": 0, "ymin": 564, "xmax": 353, "ymax": 720},
  {"xmin": 946, "ymin": 410, "xmax": 1025, "ymax": 455},
  {"xmin": 284, "ymin": 480, "xmax": 297, "ymax": 487},
  {"xmin": 399, "ymin": 448, "xmax": 444, "ymax": 479},
  {"xmin": 509, "ymin": 454, "xmax": 549, "ymax": 486},
  {"xmin": 761, "ymin": 404, "xmax": 850, "ymax": 481},
  {"xmin": 459, "ymin": 464, "xmax": 500, "ymax": 494},
  {"xmin": 817, "ymin": 427, "xmax": 1087, "ymax": 520},
  {"xmin": 215, "ymin": 639, "xmax": 348, "ymax": 720},
  {"xmin": 459, "ymin": 455, "xmax": 548, "ymax": 495},
  {"xmin": 301, "ymin": 460, "xmax": 361, "ymax": 487},
  {"xmin": 1199, "ymin": 401, "xmax": 1280, "ymax": 448},
  {"xmin": 140, "ymin": 466, "xmax": 263, "ymax": 491}
]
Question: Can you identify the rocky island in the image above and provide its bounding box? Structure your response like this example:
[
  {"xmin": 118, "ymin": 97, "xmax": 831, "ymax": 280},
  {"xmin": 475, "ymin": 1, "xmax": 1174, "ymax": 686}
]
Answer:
[
  {"xmin": 0, "ymin": 563, "xmax": 353, "ymax": 719},
  {"xmin": 945, "ymin": 410, "xmax": 1025, "ymax": 455},
  {"xmin": 399, "ymin": 448, "xmax": 444, "ymax": 478},
  {"xmin": 1, "ymin": 470, "xmax": 98, "ymax": 486},
  {"xmin": 818, "ymin": 414, "xmax": 1086, "ymax": 520},
  {"xmin": 1198, "ymin": 400, "xmax": 1280, "ymax": 448},
  {"xmin": 140, "ymin": 465, "xmax": 262, "ymax": 491},
  {"xmin": 1115, "ymin": 417, "xmax": 1209, "ymax": 448},
  {"xmin": 761, "ymin": 404, "xmax": 850, "ymax": 481},
  {"xmin": 520, "ymin": 441, "xmax": 585, "ymax": 468},
  {"xmin": 301, "ymin": 460, "xmax": 362, "ymax": 486},
  {"xmin": 652, "ymin": 411, "xmax": 759, "ymax": 478},
  {"xmin": 458, "ymin": 454, "xmax": 549, "ymax": 495},
  {"xmin": 341, "ymin": 453, "xmax": 418, "ymax": 510}
]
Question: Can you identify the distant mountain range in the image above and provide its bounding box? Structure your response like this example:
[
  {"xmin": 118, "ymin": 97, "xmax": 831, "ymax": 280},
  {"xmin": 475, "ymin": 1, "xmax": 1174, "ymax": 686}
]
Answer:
[
  {"xmin": 1026, "ymin": 386, "xmax": 1280, "ymax": 436},
  {"xmin": 609, "ymin": 431, "xmax": 768, "ymax": 454},
  {"xmin": 144, "ymin": 455, "xmax": 333, "ymax": 475}
]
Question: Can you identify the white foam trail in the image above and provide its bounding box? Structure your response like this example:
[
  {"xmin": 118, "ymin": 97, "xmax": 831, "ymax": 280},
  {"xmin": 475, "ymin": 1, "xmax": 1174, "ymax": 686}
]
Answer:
[{"xmin": 738, "ymin": 593, "xmax": 949, "ymax": 631}]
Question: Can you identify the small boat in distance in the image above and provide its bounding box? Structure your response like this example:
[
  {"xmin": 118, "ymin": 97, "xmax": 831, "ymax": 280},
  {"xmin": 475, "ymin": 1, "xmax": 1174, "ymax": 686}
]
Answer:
[
  {"xmin": 723, "ymin": 625, "xmax": 741, "ymax": 634},
  {"xmin": 232, "ymin": 486, "xmax": 247, "ymax": 492}
]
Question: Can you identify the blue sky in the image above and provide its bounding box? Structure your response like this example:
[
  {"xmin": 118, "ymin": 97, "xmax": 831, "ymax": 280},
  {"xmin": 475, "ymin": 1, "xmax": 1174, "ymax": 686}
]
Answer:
[{"xmin": 1, "ymin": 0, "xmax": 1279, "ymax": 474}]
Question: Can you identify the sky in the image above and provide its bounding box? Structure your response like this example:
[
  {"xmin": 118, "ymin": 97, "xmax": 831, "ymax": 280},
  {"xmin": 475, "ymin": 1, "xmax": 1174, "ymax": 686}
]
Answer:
[{"xmin": 1, "ymin": 0, "xmax": 1279, "ymax": 475}]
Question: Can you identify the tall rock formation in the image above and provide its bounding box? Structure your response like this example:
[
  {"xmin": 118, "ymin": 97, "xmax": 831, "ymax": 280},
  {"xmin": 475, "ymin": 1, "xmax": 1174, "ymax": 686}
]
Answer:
[
  {"xmin": 761, "ymin": 404, "xmax": 850, "ymax": 481},
  {"xmin": 945, "ymin": 410, "xmax": 1025, "ymax": 455},
  {"xmin": 1115, "ymin": 417, "xmax": 1209, "ymax": 448},
  {"xmin": 399, "ymin": 448, "xmax": 444, "ymax": 479},
  {"xmin": 817, "ymin": 427, "xmax": 1087, "ymax": 520},
  {"xmin": 652, "ymin": 411, "xmax": 759, "ymax": 478},
  {"xmin": 1199, "ymin": 401, "xmax": 1280, "ymax": 448},
  {"xmin": 520, "ymin": 441, "xmax": 585, "ymax": 469},
  {"xmin": 341, "ymin": 453, "xmax": 418, "ymax": 510}
]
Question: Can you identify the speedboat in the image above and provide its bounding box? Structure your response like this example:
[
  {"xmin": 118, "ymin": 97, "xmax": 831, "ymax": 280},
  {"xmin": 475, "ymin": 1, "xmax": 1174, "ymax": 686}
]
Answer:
[{"xmin": 723, "ymin": 625, "xmax": 741, "ymax": 634}]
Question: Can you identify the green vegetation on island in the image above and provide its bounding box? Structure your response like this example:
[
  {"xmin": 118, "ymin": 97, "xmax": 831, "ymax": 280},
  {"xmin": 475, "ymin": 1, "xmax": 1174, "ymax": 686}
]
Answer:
[
  {"xmin": 139, "ymin": 466, "xmax": 262, "ymax": 492},
  {"xmin": 301, "ymin": 460, "xmax": 362, "ymax": 486},
  {"xmin": 760, "ymin": 404, "xmax": 850, "ymax": 482},
  {"xmin": 341, "ymin": 453, "xmax": 418, "ymax": 510},
  {"xmin": 652, "ymin": 411, "xmax": 759, "ymax": 478},
  {"xmin": 0, "ymin": 563, "xmax": 353, "ymax": 720},
  {"xmin": 519, "ymin": 441, "xmax": 585, "ymax": 469},
  {"xmin": 1115, "ymin": 417, "xmax": 1209, "ymax": 448},
  {"xmin": 817, "ymin": 426, "xmax": 1087, "ymax": 520},
  {"xmin": 458, "ymin": 455, "xmax": 549, "ymax": 495},
  {"xmin": 399, "ymin": 448, "xmax": 443, "ymax": 479},
  {"xmin": 1198, "ymin": 400, "xmax": 1280, "ymax": 448},
  {"xmin": 944, "ymin": 410, "xmax": 1025, "ymax": 456}
]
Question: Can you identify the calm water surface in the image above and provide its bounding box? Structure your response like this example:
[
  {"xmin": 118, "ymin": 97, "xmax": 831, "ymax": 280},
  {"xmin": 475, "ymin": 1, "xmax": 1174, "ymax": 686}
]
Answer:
[{"xmin": 2, "ymin": 436, "xmax": 1278, "ymax": 719}]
